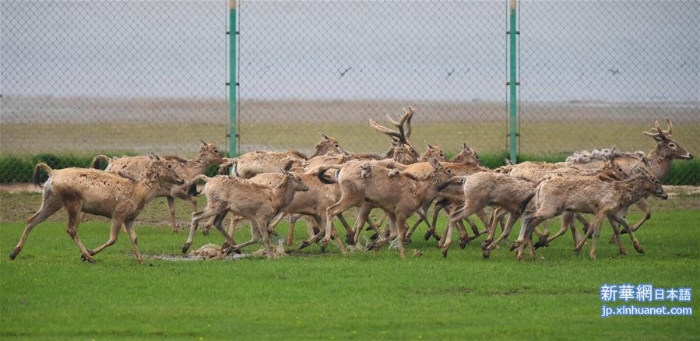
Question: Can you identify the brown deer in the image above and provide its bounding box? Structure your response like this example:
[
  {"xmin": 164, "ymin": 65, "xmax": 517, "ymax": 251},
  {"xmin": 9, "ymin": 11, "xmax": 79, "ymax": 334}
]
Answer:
[
  {"xmin": 10, "ymin": 153, "xmax": 184, "ymax": 263},
  {"xmin": 321, "ymin": 158, "xmax": 454, "ymax": 258},
  {"xmin": 91, "ymin": 140, "xmax": 224, "ymax": 233},
  {"xmin": 515, "ymin": 166, "xmax": 667, "ymax": 261},
  {"xmin": 182, "ymin": 169, "xmax": 309, "ymax": 259},
  {"xmin": 222, "ymin": 133, "xmax": 345, "ymax": 179},
  {"xmin": 565, "ymin": 117, "xmax": 693, "ymax": 234}
]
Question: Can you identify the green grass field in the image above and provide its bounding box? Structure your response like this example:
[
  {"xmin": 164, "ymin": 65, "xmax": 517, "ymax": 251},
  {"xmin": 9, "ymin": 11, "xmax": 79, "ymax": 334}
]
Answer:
[{"xmin": 0, "ymin": 191, "xmax": 698, "ymax": 340}]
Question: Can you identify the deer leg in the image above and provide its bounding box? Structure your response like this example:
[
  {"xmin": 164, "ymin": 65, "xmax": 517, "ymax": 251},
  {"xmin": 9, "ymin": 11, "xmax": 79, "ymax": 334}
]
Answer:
[
  {"xmin": 335, "ymin": 213, "xmax": 353, "ymax": 240},
  {"xmin": 351, "ymin": 204, "xmax": 373, "ymax": 246},
  {"xmin": 613, "ymin": 215, "xmax": 644, "ymax": 254},
  {"xmin": 323, "ymin": 197, "xmax": 358, "ymax": 255},
  {"xmin": 183, "ymin": 201, "xmax": 227, "ymax": 254},
  {"xmin": 395, "ymin": 215, "xmax": 408, "ymax": 259},
  {"xmin": 121, "ymin": 219, "xmax": 144, "ymax": 262},
  {"xmin": 475, "ymin": 208, "xmax": 491, "ymax": 235},
  {"xmin": 285, "ymin": 214, "xmax": 301, "ymax": 246},
  {"xmin": 86, "ymin": 216, "xmax": 124, "ymax": 261},
  {"xmin": 536, "ymin": 213, "xmax": 573, "ymax": 249},
  {"xmin": 298, "ymin": 215, "xmax": 323, "ymax": 250},
  {"xmin": 407, "ymin": 207, "xmax": 430, "ymax": 241},
  {"xmin": 515, "ymin": 210, "xmax": 554, "ymax": 261},
  {"xmin": 606, "ymin": 216, "xmax": 627, "ymax": 255},
  {"xmin": 252, "ymin": 219, "xmax": 276, "ymax": 259},
  {"xmin": 231, "ymin": 226, "xmax": 261, "ymax": 252},
  {"xmin": 10, "ymin": 192, "xmax": 63, "ymax": 260},
  {"xmin": 628, "ymin": 199, "xmax": 651, "ymax": 233},
  {"xmin": 166, "ymin": 196, "xmax": 179, "ymax": 233},
  {"xmin": 442, "ymin": 201, "xmax": 481, "ymax": 257},
  {"xmin": 58, "ymin": 201, "xmax": 97, "ymax": 263},
  {"xmin": 574, "ymin": 212, "xmax": 604, "ymax": 258},
  {"xmin": 484, "ymin": 213, "xmax": 518, "ymax": 259},
  {"xmin": 482, "ymin": 207, "xmax": 509, "ymax": 249}
]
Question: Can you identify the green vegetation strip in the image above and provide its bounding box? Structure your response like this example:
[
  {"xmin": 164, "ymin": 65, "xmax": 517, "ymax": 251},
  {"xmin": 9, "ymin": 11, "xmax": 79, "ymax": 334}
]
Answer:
[{"xmin": 2, "ymin": 153, "xmax": 699, "ymax": 185}]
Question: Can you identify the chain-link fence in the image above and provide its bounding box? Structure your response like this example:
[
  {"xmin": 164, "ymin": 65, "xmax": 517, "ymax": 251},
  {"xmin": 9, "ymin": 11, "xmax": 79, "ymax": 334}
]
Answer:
[{"xmin": 2, "ymin": 1, "xmax": 698, "ymax": 184}]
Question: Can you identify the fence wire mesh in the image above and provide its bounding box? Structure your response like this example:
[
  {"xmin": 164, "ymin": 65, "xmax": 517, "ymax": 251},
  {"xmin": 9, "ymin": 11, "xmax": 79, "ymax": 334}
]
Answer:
[{"xmin": 1, "ymin": 1, "xmax": 698, "ymax": 184}]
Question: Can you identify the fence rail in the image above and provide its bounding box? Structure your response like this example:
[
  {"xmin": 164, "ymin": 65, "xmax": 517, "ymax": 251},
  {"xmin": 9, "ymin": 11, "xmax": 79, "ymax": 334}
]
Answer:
[{"xmin": 1, "ymin": 1, "xmax": 698, "ymax": 184}]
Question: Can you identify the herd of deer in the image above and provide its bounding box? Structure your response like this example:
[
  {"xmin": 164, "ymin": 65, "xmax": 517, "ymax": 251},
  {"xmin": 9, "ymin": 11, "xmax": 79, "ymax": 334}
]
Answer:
[{"xmin": 8, "ymin": 107, "xmax": 694, "ymax": 263}]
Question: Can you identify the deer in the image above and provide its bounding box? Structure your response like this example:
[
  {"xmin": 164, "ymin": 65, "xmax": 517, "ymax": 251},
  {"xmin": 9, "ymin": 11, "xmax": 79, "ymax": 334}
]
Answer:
[
  {"xmin": 437, "ymin": 171, "xmax": 539, "ymax": 258},
  {"xmin": 9, "ymin": 153, "xmax": 185, "ymax": 263},
  {"xmin": 199, "ymin": 167, "xmax": 353, "ymax": 250},
  {"xmin": 563, "ymin": 117, "xmax": 693, "ymax": 235},
  {"xmin": 90, "ymin": 140, "xmax": 224, "ymax": 233},
  {"xmin": 221, "ymin": 133, "xmax": 345, "ymax": 179},
  {"xmin": 514, "ymin": 166, "xmax": 667, "ymax": 261},
  {"xmin": 320, "ymin": 158, "xmax": 454, "ymax": 258},
  {"xmin": 404, "ymin": 143, "xmax": 491, "ymax": 243},
  {"xmin": 182, "ymin": 169, "xmax": 309, "ymax": 259},
  {"xmin": 354, "ymin": 107, "xmax": 449, "ymax": 241}
]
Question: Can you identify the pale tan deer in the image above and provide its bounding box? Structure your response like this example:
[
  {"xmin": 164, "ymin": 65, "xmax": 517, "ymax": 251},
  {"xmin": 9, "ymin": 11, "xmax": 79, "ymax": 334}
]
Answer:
[
  {"xmin": 222, "ymin": 133, "xmax": 345, "ymax": 179},
  {"xmin": 182, "ymin": 169, "xmax": 309, "ymax": 259},
  {"xmin": 10, "ymin": 153, "xmax": 184, "ymax": 263},
  {"xmin": 565, "ymin": 117, "xmax": 693, "ymax": 234},
  {"xmin": 515, "ymin": 166, "xmax": 667, "ymax": 261},
  {"xmin": 91, "ymin": 140, "xmax": 224, "ymax": 233},
  {"xmin": 321, "ymin": 158, "xmax": 454, "ymax": 258}
]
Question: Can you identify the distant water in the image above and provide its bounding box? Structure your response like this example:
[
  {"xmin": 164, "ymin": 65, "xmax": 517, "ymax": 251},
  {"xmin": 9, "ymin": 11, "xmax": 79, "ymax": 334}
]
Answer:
[{"xmin": 1, "ymin": 1, "xmax": 698, "ymax": 103}]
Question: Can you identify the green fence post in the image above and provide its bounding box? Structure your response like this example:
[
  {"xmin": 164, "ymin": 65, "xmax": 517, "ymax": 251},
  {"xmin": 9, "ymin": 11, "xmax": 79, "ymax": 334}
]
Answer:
[
  {"xmin": 228, "ymin": 0, "xmax": 238, "ymax": 157},
  {"xmin": 507, "ymin": 0, "xmax": 518, "ymax": 163}
]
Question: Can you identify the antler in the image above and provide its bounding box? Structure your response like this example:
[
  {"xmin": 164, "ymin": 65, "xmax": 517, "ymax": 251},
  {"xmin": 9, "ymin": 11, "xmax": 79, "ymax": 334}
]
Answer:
[
  {"xmin": 369, "ymin": 106, "xmax": 414, "ymax": 145},
  {"xmin": 643, "ymin": 117, "xmax": 673, "ymax": 140}
]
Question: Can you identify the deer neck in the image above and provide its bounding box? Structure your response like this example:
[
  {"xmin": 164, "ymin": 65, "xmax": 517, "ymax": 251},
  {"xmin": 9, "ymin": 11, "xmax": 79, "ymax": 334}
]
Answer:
[
  {"xmin": 133, "ymin": 176, "xmax": 160, "ymax": 209},
  {"xmin": 271, "ymin": 179, "xmax": 297, "ymax": 209},
  {"xmin": 646, "ymin": 149, "xmax": 672, "ymax": 182},
  {"xmin": 615, "ymin": 176, "xmax": 649, "ymax": 207},
  {"xmin": 189, "ymin": 156, "xmax": 215, "ymax": 175}
]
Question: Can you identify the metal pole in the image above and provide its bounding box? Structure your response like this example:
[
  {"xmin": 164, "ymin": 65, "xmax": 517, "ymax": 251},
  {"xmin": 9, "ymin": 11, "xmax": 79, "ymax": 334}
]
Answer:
[
  {"xmin": 228, "ymin": 0, "xmax": 238, "ymax": 157},
  {"xmin": 508, "ymin": 0, "xmax": 518, "ymax": 163}
]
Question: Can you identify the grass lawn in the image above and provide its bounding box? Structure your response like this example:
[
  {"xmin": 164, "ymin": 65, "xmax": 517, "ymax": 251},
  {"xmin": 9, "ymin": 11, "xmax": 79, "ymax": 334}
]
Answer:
[{"xmin": 0, "ymin": 191, "xmax": 698, "ymax": 340}]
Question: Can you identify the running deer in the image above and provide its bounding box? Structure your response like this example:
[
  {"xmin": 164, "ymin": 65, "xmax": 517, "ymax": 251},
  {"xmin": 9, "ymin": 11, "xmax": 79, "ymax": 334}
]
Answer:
[
  {"xmin": 9, "ymin": 153, "xmax": 184, "ymax": 263},
  {"xmin": 91, "ymin": 140, "xmax": 224, "ymax": 233},
  {"xmin": 221, "ymin": 133, "xmax": 344, "ymax": 178},
  {"xmin": 565, "ymin": 117, "xmax": 693, "ymax": 234},
  {"xmin": 515, "ymin": 166, "xmax": 667, "ymax": 261},
  {"xmin": 182, "ymin": 169, "xmax": 309, "ymax": 259},
  {"xmin": 321, "ymin": 158, "xmax": 454, "ymax": 258}
]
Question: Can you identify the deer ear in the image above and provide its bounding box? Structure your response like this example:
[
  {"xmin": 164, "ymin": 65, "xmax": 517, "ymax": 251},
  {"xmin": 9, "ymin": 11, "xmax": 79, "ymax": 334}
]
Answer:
[{"xmin": 147, "ymin": 152, "xmax": 161, "ymax": 161}]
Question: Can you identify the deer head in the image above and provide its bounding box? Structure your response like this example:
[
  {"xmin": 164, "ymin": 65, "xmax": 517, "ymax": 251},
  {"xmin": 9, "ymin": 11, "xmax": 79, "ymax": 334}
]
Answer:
[{"xmin": 643, "ymin": 118, "xmax": 693, "ymax": 161}]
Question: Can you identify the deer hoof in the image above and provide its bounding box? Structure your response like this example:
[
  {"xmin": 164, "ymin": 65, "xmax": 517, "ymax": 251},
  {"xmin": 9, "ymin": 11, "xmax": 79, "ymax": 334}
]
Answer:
[
  {"xmin": 298, "ymin": 240, "xmax": 311, "ymax": 250},
  {"xmin": 459, "ymin": 238, "xmax": 468, "ymax": 249},
  {"xmin": 181, "ymin": 244, "xmax": 191, "ymax": 254},
  {"xmin": 423, "ymin": 230, "xmax": 433, "ymax": 240},
  {"xmin": 81, "ymin": 254, "xmax": 97, "ymax": 263},
  {"xmin": 441, "ymin": 247, "xmax": 449, "ymax": 258},
  {"xmin": 345, "ymin": 236, "xmax": 355, "ymax": 246},
  {"xmin": 482, "ymin": 250, "xmax": 491, "ymax": 259},
  {"xmin": 634, "ymin": 244, "xmax": 645, "ymax": 254}
]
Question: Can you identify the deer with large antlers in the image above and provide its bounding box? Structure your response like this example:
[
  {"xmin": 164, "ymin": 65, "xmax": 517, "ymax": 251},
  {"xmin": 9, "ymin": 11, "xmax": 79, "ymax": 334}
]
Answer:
[{"xmin": 370, "ymin": 106, "xmax": 420, "ymax": 162}]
